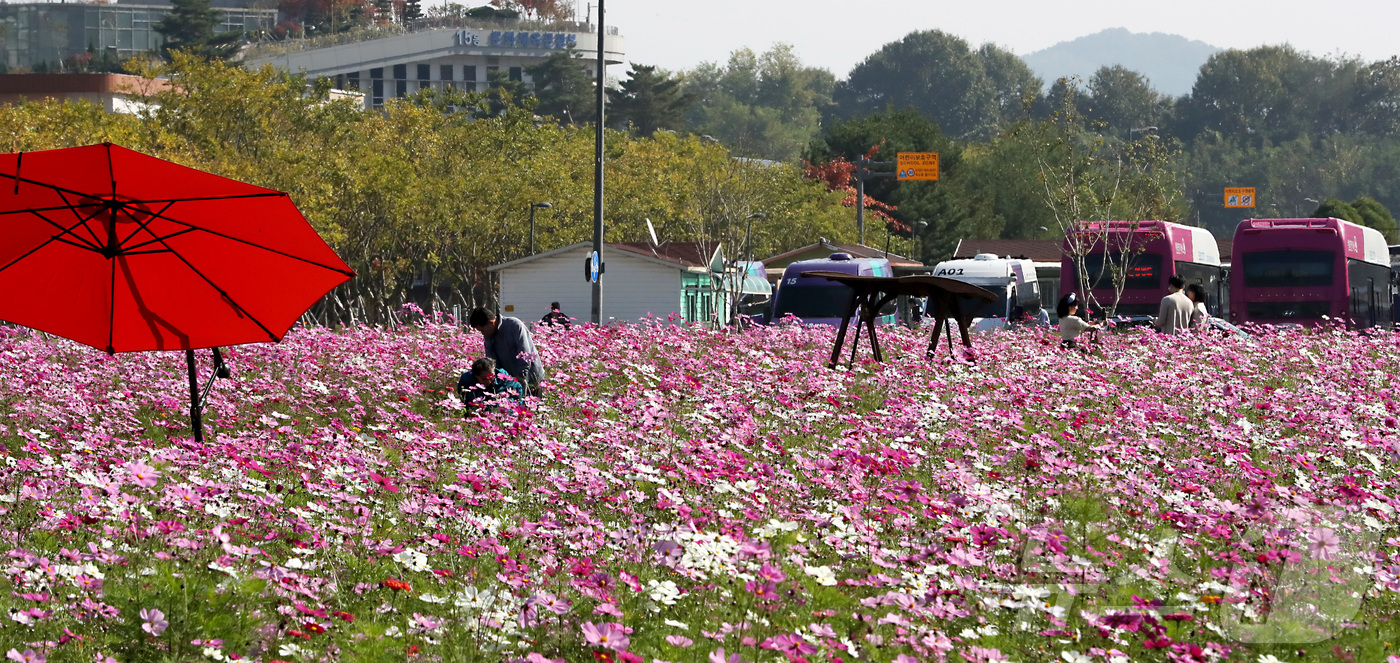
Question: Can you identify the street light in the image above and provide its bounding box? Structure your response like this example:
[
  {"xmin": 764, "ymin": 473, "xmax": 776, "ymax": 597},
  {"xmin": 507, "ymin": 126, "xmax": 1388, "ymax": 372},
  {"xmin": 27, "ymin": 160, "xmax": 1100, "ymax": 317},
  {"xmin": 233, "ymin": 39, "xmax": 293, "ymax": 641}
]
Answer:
[{"xmin": 528, "ymin": 202, "xmax": 553, "ymax": 255}]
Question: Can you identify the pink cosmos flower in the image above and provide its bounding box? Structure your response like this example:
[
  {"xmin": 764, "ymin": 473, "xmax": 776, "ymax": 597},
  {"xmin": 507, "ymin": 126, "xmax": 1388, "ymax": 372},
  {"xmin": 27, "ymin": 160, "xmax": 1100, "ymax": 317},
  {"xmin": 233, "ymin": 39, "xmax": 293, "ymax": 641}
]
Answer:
[
  {"xmin": 1309, "ymin": 527, "xmax": 1342, "ymax": 560},
  {"xmin": 665, "ymin": 635, "xmax": 693, "ymax": 648},
  {"xmin": 140, "ymin": 608, "xmax": 168, "ymax": 636},
  {"xmin": 757, "ymin": 562, "xmax": 786, "ymax": 583},
  {"xmin": 125, "ymin": 460, "xmax": 160, "ymax": 488},
  {"xmin": 5, "ymin": 650, "xmax": 43, "ymax": 663},
  {"xmin": 581, "ymin": 621, "xmax": 630, "ymax": 651},
  {"xmin": 709, "ymin": 649, "xmax": 742, "ymax": 663}
]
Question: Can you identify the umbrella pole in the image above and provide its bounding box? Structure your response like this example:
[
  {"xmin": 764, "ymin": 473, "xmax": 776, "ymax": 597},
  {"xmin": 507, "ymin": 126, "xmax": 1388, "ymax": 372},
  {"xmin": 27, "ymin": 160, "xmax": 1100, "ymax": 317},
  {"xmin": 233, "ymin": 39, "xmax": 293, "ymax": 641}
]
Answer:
[{"xmin": 186, "ymin": 349, "xmax": 203, "ymax": 443}]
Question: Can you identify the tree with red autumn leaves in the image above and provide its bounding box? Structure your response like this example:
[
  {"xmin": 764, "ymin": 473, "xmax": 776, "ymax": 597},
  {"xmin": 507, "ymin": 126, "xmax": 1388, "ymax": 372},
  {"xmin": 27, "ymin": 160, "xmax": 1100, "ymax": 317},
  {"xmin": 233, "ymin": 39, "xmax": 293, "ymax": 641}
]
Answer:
[{"xmin": 803, "ymin": 142, "xmax": 906, "ymax": 236}]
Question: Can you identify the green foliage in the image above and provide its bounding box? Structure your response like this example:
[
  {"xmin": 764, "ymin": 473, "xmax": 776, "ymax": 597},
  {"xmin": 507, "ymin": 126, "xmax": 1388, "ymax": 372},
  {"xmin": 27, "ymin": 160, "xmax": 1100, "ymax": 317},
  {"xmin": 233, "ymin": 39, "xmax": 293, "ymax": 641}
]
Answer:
[
  {"xmin": 608, "ymin": 64, "xmax": 694, "ymax": 137},
  {"xmin": 525, "ymin": 47, "xmax": 596, "ymax": 124},
  {"xmin": 832, "ymin": 30, "xmax": 1041, "ymax": 140},
  {"xmin": 1351, "ymin": 196, "xmax": 1399, "ymax": 242},
  {"xmin": 1312, "ymin": 197, "xmax": 1362, "ymax": 224},
  {"xmin": 681, "ymin": 44, "xmax": 834, "ymax": 162},
  {"xmin": 154, "ymin": 0, "xmax": 241, "ymax": 61},
  {"xmin": 805, "ymin": 108, "xmax": 973, "ymax": 258},
  {"xmin": 0, "ymin": 54, "xmax": 851, "ymax": 324}
]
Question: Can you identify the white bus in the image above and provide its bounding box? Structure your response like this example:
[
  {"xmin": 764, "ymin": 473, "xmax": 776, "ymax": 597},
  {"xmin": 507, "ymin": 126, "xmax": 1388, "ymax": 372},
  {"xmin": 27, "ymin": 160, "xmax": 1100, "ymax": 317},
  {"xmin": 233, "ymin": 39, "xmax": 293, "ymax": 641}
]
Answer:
[{"xmin": 930, "ymin": 254, "xmax": 1045, "ymax": 330}]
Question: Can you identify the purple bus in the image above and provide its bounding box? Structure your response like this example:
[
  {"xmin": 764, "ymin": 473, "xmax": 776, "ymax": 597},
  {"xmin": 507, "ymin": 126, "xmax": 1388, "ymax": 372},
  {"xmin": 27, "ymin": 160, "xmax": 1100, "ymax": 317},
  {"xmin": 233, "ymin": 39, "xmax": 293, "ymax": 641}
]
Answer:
[
  {"xmin": 1230, "ymin": 217, "xmax": 1392, "ymax": 328},
  {"xmin": 768, "ymin": 253, "xmax": 895, "ymax": 326}
]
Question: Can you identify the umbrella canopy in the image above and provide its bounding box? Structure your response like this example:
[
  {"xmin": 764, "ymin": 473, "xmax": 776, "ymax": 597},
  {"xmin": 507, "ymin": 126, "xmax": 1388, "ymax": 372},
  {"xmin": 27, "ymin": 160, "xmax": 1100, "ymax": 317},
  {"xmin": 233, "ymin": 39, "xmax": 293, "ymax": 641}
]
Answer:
[{"xmin": 0, "ymin": 143, "xmax": 353, "ymax": 353}]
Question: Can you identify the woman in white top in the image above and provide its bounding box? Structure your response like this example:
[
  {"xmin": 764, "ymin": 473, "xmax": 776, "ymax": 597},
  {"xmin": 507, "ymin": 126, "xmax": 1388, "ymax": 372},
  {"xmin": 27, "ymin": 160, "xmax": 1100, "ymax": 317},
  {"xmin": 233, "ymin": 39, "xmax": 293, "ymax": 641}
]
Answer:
[
  {"xmin": 1056, "ymin": 293, "xmax": 1099, "ymax": 349},
  {"xmin": 1185, "ymin": 283, "xmax": 1209, "ymax": 329}
]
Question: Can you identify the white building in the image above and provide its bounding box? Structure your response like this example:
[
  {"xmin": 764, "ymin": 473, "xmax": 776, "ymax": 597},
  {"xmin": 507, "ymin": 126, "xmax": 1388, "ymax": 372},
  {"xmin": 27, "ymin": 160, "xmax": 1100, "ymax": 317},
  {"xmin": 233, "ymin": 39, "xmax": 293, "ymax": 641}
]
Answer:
[
  {"xmin": 243, "ymin": 19, "xmax": 625, "ymax": 110},
  {"xmin": 489, "ymin": 242, "xmax": 726, "ymax": 325}
]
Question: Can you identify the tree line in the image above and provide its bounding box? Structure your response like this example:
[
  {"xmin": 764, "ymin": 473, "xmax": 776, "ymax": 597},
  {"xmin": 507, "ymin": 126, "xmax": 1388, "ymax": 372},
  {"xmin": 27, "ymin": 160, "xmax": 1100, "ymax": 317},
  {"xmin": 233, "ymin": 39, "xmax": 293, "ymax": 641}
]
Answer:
[
  {"xmin": 531, "ymin": 31, "xmax": 1400, "ymax": 258},
  {"xmin": 0, "ymin": 55, "xmax": 855, "ymax": 325}
]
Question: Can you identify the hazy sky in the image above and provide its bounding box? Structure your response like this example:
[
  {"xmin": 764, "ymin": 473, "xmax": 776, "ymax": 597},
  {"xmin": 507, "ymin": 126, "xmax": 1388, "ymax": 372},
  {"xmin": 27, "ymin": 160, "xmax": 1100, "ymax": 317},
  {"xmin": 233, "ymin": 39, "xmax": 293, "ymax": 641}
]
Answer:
[{"xmin": 583, "ymin": 0, "xmax": 1400, "ymax": 76}]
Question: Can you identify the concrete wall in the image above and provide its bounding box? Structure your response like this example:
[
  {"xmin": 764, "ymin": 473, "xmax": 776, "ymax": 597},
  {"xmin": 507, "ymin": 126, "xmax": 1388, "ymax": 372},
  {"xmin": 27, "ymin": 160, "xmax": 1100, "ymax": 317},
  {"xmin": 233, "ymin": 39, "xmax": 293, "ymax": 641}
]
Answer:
[{"xmin": 497, "ymin": 246, "xmax": 686, "ymax": 325}]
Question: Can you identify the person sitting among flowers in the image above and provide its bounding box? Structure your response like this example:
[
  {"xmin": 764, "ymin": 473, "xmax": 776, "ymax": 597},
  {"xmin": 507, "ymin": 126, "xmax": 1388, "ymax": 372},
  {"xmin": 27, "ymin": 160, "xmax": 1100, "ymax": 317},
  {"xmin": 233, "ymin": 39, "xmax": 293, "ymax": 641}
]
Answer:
[
  {"xmin": 1056, "ymin": 292, "xmax": 1100, "ymax": 350},
  {"xmin": 456, "ymin": 357, "xmax": 524, "ymax": 415}
]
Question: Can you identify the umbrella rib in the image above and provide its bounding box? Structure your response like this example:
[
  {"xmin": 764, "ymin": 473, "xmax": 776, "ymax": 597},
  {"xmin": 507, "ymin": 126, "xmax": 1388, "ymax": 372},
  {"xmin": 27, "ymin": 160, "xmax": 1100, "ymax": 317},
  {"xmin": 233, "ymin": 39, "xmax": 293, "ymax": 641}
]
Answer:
[
  {"xmin": 147, "ymin": 234, "xmax": 281, "ymax": 343},
  {"xmin": 28, "ymin": 208, "xmax": 103, "ymax": 252},
  {"xmin": 115, "ymin": 201, "xmax": 178, "ymax": 249},
  {"xmin": 51, "ymin": 190, "xmax": 106, "ymax": 248},
  {"xmin": 120, "ymin": 229, "xmax": 196, "ymax": 253},
  {"xmin": 0, "ymin": 171, "xmax": 285, "ymax": 208},
  {"xmin": 146, "ymin": 212, "xmax": 355, "ymax": 277},
  {"xmin": 0, "ymin": 206, "xmax": 116, "ymax": 277}
]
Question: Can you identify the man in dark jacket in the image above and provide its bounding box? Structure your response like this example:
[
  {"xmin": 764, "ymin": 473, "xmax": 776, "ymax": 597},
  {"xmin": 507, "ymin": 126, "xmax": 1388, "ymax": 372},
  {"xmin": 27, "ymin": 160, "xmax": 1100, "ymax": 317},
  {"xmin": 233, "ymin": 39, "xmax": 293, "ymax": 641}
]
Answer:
[
  {"xmin": 541, "ymin": 302, "xmax": 571, "ymax": 329},
  {"xmin": 469, "ymin": 307, "xmax": 545, "ymax": 396}
]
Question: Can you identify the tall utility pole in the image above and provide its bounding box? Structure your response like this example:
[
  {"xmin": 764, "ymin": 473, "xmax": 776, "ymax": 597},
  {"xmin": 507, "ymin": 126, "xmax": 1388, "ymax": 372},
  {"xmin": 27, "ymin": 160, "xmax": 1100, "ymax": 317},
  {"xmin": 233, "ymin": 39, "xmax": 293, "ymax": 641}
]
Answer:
[
  {"xmin": 853, "ymin": 157, "xmax": 895, "ymax": 245},
  {"xmin": 590, "ymin": 0, "xmax": 605, "ymax": 324}
]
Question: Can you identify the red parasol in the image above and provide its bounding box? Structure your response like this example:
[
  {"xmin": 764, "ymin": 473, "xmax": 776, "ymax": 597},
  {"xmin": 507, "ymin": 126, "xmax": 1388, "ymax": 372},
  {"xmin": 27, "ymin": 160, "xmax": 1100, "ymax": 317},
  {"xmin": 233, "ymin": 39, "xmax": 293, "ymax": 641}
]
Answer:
[{"xmin": 0, "ymin": 143, "xmax": 354, "ymax": 439}]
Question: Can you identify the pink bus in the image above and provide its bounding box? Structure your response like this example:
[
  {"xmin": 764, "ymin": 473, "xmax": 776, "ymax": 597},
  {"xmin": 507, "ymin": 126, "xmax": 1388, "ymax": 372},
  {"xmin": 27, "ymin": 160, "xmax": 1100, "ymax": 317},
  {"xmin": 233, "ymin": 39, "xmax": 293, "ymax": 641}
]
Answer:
[
  {"xmin": 1230, "ymin": 218, "xmax": 1392, "ymax": 328},
  {"xmin": 1060, "ymin": 220, "xmax": 1226, "ymax": 318}
]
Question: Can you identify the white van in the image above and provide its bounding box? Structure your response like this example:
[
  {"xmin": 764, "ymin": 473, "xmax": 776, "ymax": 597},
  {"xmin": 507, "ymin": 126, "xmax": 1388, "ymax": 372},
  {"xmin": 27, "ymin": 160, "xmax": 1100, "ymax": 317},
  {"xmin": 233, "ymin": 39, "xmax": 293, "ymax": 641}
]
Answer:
[{"xmin": 930, "ymin": 254, "xmax": 1044, "ymax": 331}]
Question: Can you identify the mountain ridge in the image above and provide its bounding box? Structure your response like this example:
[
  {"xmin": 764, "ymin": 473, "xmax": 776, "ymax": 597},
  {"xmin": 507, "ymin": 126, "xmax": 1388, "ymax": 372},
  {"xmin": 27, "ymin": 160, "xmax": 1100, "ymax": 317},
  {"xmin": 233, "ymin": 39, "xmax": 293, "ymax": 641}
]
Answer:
[{"xmin": 1021, "ymin": 28, "xmax": 1223, "ymax": 98}]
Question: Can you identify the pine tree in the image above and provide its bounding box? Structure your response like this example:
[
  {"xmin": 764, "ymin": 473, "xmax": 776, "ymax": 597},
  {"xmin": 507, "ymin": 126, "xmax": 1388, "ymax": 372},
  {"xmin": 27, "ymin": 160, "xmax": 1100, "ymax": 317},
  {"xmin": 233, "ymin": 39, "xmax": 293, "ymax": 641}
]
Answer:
[
  {"xmin": 608, "ymin": 64, "xmax": 695, "ymax": 136},
  {"xmin": 155, "ymin": 0, "xmax": 241, "ymax": 61},
  {"xmin": 525, "ymin": 48, "xmax": 595, "ymax": 124}
]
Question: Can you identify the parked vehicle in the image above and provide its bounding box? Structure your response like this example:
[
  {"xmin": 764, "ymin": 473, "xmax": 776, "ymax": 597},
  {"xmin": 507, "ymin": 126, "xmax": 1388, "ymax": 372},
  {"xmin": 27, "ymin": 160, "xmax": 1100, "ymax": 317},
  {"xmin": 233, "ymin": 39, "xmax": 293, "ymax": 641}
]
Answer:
[
  {"xmin": 1231, "ymin": 217, "xmax": 1391, "ymax": 328},
  {"xmin": 930, "ymin": 254, "xmax": 1044, "ymax": 330},
  {"xmin": 769, "ymin": 253, "xmax": 895, "ymax": 326},
  {"xmin": 1060, "ymin": 220, "xmax": 1227, "ymax": 318}
]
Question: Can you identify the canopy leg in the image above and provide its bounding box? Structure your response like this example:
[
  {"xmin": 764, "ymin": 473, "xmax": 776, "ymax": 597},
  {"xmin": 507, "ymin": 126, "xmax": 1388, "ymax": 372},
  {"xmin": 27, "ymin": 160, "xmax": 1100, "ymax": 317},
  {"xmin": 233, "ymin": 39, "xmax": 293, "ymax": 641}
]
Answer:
[
  {"xmin": 865, "ymin": 307, "xmax": 883, "ymax": 362},
  {"xmin": 829, "ymin": 298, "xmax": 858, "ymax": 368},
  {"xmin": 186, "ymin": 349, "xmax": 203, "ymax": 443},
  {"xmin": 849, "ymin": 294, "xmax": 867, "ymax": 366}
]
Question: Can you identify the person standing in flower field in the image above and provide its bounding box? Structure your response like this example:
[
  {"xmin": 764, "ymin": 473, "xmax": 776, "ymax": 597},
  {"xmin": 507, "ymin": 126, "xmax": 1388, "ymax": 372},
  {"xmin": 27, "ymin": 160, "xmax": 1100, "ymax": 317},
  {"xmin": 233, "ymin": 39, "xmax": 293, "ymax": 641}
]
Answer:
[
  {"xmin": 1154, "ymin": 275, "xmax": 1194, "ymax": 333},
  {"xmin": 541, "ymin": 301, "xmax": 572, "ymax": 329},
  {"xmin": 1185, "ymin": 283, "xmax": 1210, "ymax": 329},
  {"xmin": 469, "ymin": 307, "xmax": 545, "ymax": 397}
]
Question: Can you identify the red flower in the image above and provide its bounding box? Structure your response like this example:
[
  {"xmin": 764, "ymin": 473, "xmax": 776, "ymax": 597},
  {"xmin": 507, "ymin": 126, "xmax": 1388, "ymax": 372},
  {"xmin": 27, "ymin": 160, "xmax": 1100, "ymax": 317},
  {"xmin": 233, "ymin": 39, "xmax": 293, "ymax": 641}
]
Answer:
[
  {"xmin": 332, "ymin": 610, "xmax": 355, "ymax": 622},
  {"xmin": 593, "ymin": 651, "xmax": 615, "ymax": 663},
  {"xmin": 304, "ymin": 621, "xmax": 326, "ymax": 634},
  {"xmin": 382, "ymin": 578, "xmax": 412, "ymax": 592}
]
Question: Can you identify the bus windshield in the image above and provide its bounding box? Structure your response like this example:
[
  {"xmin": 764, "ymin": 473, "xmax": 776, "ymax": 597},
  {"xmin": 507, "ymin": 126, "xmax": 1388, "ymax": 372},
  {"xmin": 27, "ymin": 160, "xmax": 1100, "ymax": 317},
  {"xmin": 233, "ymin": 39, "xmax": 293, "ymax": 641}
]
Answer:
[
  {"xmin": 1079, "ymin": 252, "xmax": 1163, "ymax": 290},
  {"xmin": 1242, "ymin": 250, "xmax": 1335, "ymax": 288},
  {"xmin": 774, "ymin": 285, "xmax": 853, "ymax": 319}
]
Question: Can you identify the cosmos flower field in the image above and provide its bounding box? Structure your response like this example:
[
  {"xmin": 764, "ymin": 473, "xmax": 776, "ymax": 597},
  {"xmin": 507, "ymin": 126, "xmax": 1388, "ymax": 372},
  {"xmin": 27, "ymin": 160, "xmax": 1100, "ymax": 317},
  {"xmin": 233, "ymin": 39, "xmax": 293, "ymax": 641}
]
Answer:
[{"xmin": 3, "ymin": 318, "xmax": 1400, "ymax": 663}]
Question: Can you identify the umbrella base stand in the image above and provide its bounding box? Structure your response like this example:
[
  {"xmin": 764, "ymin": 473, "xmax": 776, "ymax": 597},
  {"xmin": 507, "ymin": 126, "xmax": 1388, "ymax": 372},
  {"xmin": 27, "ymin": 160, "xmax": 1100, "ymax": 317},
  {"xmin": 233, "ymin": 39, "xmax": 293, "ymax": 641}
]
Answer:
[{"xmin": 186, "ymin": 348, "xmax": 229, "ymax": 443}]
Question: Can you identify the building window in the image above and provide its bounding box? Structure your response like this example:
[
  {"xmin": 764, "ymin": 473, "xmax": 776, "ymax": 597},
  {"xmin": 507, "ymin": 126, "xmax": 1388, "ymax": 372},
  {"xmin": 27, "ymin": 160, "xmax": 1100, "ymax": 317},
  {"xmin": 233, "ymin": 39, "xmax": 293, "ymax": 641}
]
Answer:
[
  {"xmin": 509, "ymin": 66, "xmax": 522, "ymax": 82},
  {"xmin": 393, "ymin": 64, "xmax": 406, "ymax": 80},
  {"xmin": 417, "ymin": 64, "xmax": 430, "ymax": 81},
  {"xmin": 370, "ymin": 67, "xmax": 383, "ymax": 79},
  {"xmin": 372, "ymin": 79, "xmax": 384, "ymax": 107},
  {"xmin": 440, "ymin": 64, "xmax": 453, "ymax": 81},
  {"xmin": 463, "ymin": 65, "xmax": 477, "ymax": 82},
  {"xmin": 335, "ymin": 74, "xmax": 345, "ymax": 90},
  {"xmin": 396, "ymin": 80, "xmax": 407, "ymax": 98},
  {"xmin": 346, "ymin": 71, "xmax": 360, "ymax": 90}
]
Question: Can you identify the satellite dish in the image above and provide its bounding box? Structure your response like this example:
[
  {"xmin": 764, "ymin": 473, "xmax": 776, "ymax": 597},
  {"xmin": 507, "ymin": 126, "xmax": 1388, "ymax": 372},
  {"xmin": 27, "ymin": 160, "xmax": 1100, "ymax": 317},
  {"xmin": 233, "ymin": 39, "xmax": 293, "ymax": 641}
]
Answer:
[{"xmin": 646, "ymin": 218, "xmax": 659, "ymax": 246}]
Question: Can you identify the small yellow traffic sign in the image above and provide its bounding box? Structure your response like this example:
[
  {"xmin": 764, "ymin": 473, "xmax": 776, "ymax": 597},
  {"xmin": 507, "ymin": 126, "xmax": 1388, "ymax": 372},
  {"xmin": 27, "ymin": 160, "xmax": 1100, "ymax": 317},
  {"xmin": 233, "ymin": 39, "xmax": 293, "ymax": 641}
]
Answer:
[
  {"xmin": 1224, "ymin": 187, "xmax": 1256, "ymax": 208},
  {"xmin": 897, "ymin": 152, "xmax": 939, "ymax": 181}
]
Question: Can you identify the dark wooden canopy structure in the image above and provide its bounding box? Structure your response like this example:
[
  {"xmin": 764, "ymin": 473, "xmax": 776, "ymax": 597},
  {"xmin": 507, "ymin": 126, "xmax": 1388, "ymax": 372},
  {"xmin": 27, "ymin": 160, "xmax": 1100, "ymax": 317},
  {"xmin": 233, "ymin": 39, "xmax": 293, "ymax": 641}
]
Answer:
[{"xmin": 801, "ymin": 271, "xmax": 998, "ymax": 368}]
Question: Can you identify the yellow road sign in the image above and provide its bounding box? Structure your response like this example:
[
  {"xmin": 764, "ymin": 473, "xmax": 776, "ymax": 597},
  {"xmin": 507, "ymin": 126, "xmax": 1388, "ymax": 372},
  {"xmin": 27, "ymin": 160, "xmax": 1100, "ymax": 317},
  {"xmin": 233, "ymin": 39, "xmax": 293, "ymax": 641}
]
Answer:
[
  {"xmin": 897, "ymin": 152, "xmax": 939, "ymax": 181},
  {"xmin": 1224, "ymin": 187, "xmax": 1256, "ymax": 208}
]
